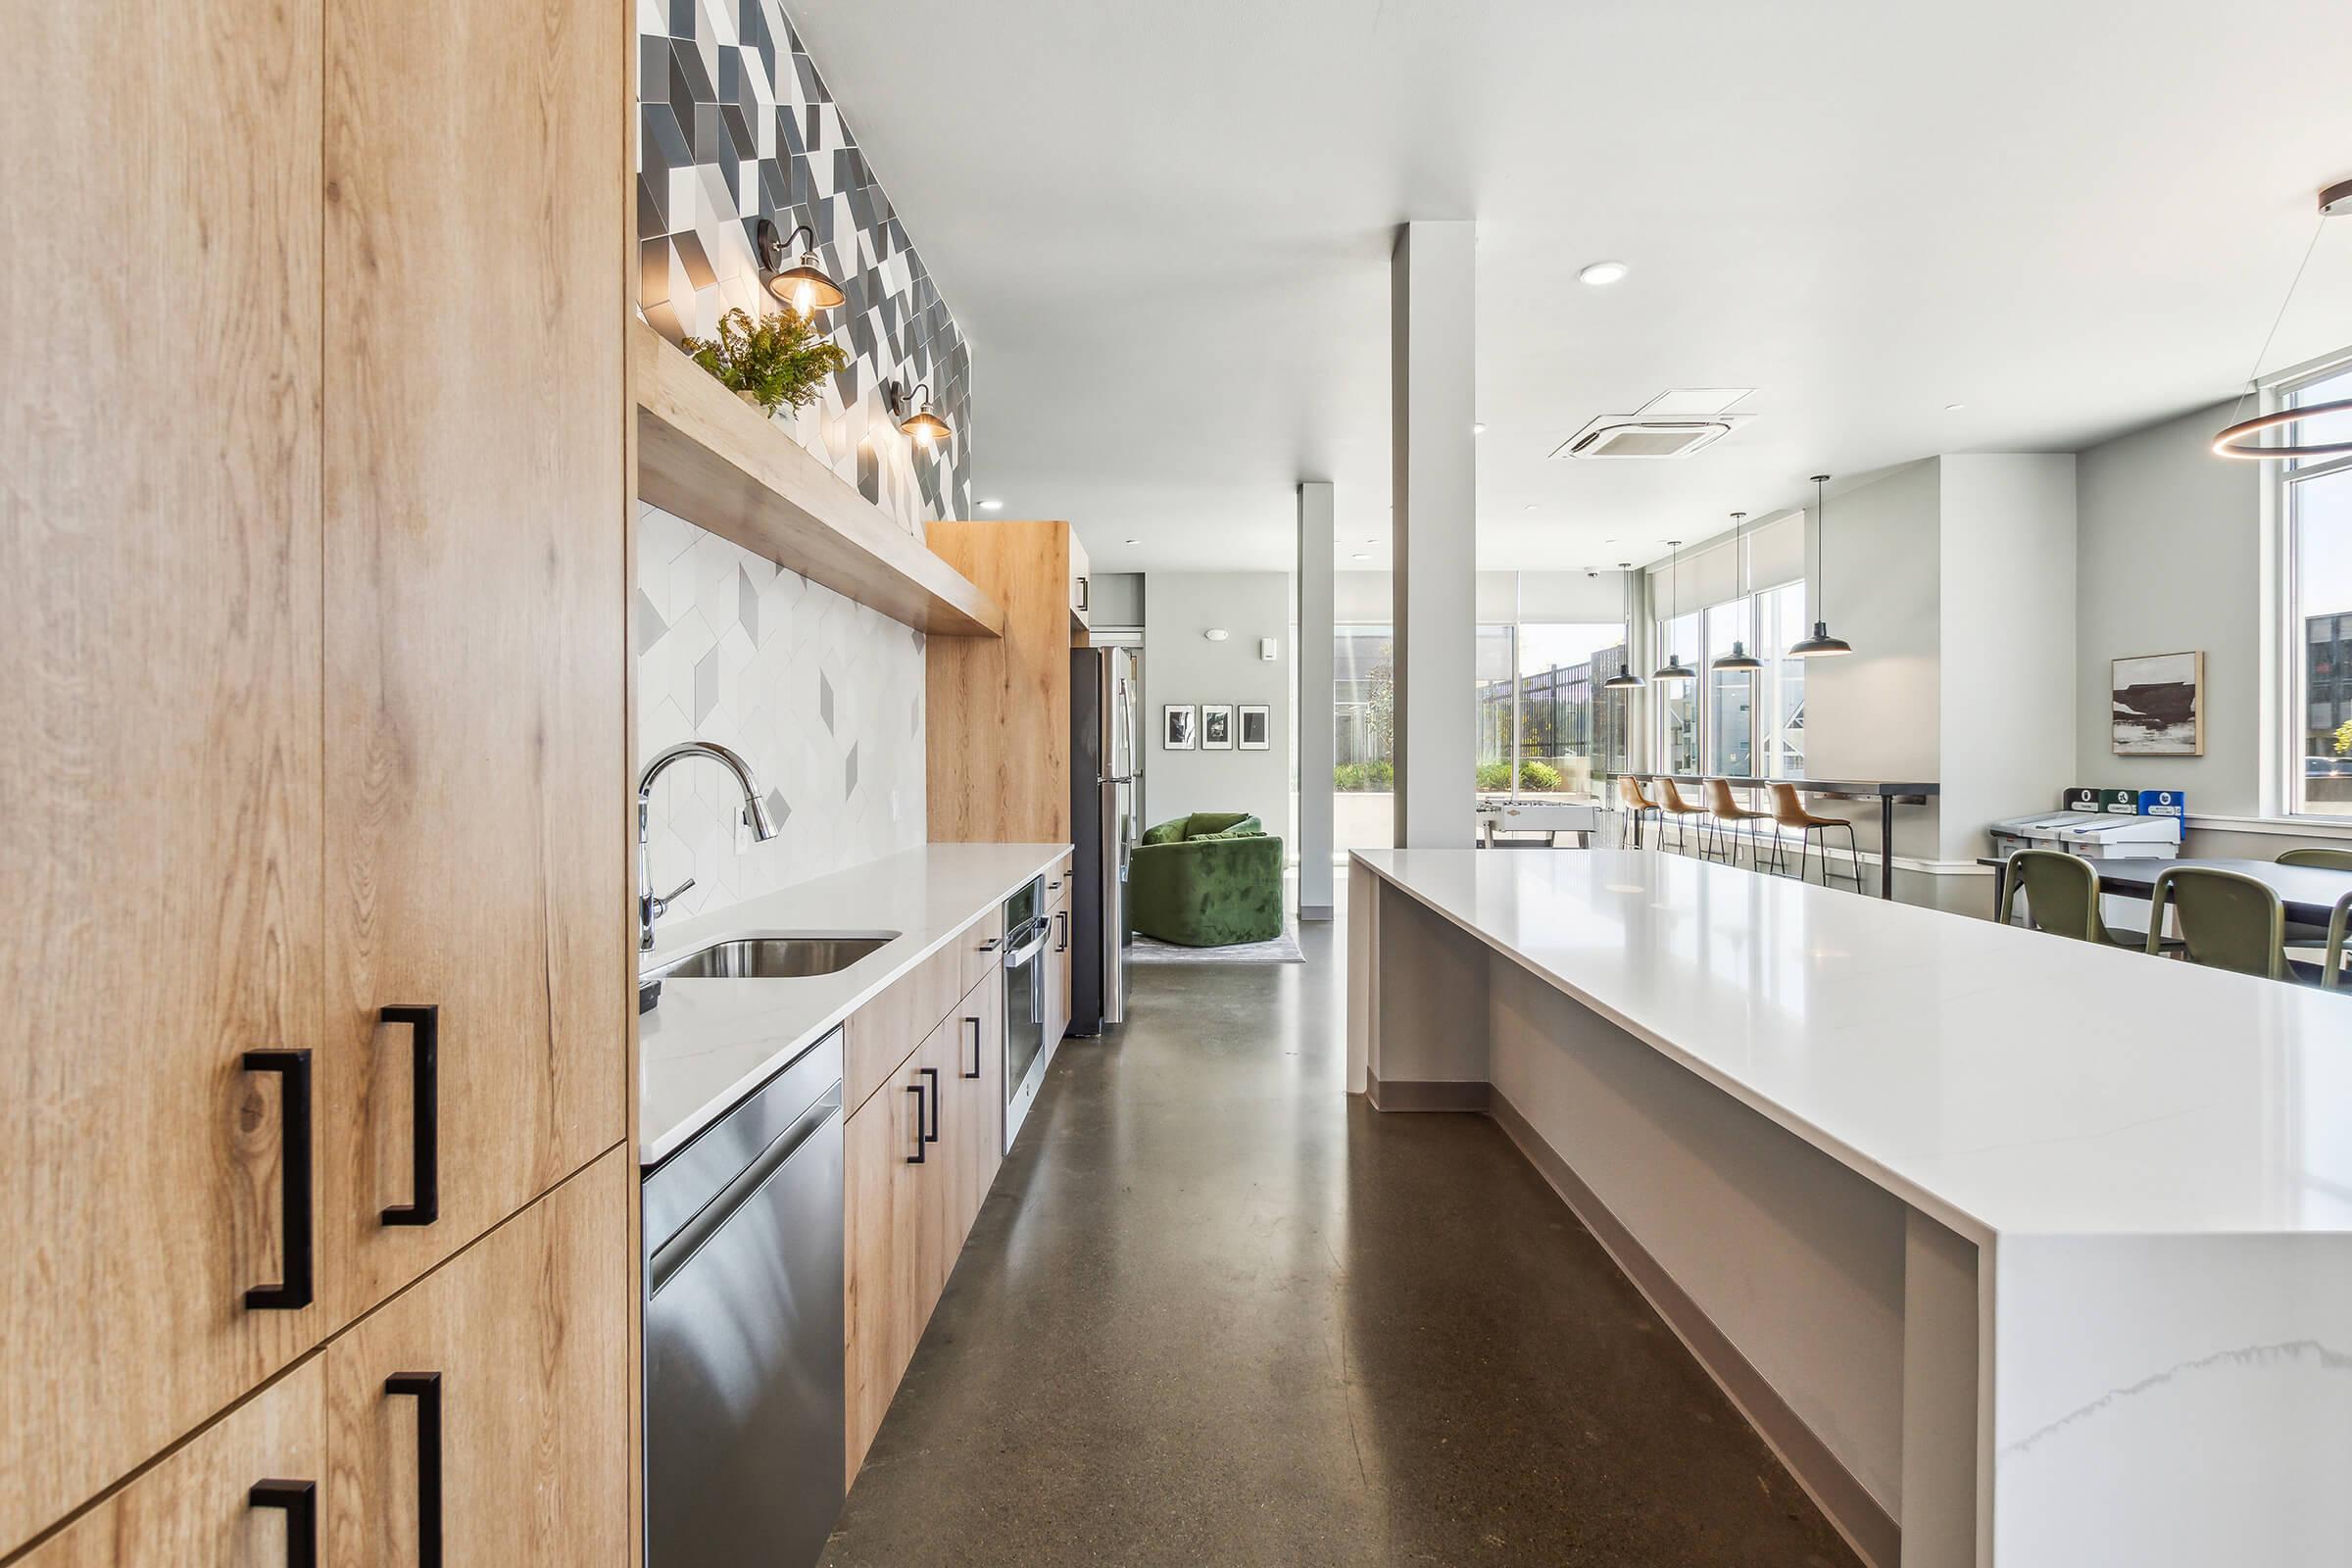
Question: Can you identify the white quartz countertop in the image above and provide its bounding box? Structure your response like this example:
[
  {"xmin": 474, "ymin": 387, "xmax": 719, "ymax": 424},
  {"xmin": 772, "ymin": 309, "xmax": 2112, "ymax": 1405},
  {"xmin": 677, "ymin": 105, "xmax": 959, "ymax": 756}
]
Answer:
[
  {"xmin": 1356, "ymin": 848, "xmax": 2352, "ymax": 1240},
  {"xmin": 639, "ymin": 842, "xmax": 1069, "ymax": 1165}
]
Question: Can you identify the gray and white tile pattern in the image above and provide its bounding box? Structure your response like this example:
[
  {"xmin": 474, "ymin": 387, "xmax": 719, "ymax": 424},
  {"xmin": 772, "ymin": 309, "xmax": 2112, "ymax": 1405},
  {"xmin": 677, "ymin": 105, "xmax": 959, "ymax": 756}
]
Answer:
[{"xmin": 636, "ymin": 502, "xmax": 926, "ymax": 918}]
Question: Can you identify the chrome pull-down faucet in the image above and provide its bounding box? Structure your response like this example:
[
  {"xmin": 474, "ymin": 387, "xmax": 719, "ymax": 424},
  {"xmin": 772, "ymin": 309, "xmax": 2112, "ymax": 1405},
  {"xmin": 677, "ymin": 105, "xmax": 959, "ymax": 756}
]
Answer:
[{"xmin": 636, "ymin": 741, "xmax": 781, "ymax": 952}]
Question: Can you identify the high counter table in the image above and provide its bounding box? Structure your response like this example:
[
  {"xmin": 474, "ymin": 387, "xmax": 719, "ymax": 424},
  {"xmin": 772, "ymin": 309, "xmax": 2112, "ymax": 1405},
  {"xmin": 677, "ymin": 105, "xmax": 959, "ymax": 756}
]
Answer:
[
  {"xmin": 1625, "ymin": 773, "xmax": 1937, "ymax": 899},
  {"xmin": 1347, "ymin": 847, "xmax": 2350, "ymax": 1568}
]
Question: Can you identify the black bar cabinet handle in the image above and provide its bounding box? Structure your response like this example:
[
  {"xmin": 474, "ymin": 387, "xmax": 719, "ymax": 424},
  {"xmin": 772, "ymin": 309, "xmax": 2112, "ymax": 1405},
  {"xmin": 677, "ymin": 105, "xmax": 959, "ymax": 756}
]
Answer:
[
  {"xmin": 961, "ymin": 1016, "xmax": 981, "ymax": 1079},
  {"xmin": 385, "ymin": 1372, "xmax": 444, "ymax": 1568},
  {"xmin": 379, "ymin": 1004, "xmax": 439, "ymax": 1226},
  {"xmin": 242, "ymin": 1050, "xmax": 314, "ymax": 1310},
  {"xmin": 919, "ymin": 1065, "xmax": 941, "ymax": 1144},
  {"xmin": 248, "ymin": 1479, "xmax": 318, "ymax": 1568},
  {"xmin": 905, "ymin": 1084, "xmax": 926, "ymax": 1163},
  {"xmin": 1055, "ymin": 910, "xmax": 1068, "ymax": 954},
  {"xmin": 1076, "ymin": 575, "xmax": 1089, "ymax": 612}
]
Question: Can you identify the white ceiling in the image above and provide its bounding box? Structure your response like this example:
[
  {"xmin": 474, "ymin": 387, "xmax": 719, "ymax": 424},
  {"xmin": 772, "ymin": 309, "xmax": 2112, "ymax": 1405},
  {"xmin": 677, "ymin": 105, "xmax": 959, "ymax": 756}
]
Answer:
[{"xmin": 789, "ymin": 0, "xmax": 2352, "ymax": 573}]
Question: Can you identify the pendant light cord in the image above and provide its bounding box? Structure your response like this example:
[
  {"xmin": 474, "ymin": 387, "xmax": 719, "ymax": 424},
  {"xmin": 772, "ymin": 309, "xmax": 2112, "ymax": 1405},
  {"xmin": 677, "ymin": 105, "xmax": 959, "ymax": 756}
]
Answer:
[{"xmin": 2229, "ymin": 214, "xmax": 2328, "ymax": 424}]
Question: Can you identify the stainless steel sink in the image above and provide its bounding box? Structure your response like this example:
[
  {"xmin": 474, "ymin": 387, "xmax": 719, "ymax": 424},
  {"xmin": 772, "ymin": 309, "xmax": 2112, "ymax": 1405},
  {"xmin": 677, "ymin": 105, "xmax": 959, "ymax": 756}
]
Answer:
[{"xmin": 648, "ymin": 932, "xmax": 898, "ymax": 982}]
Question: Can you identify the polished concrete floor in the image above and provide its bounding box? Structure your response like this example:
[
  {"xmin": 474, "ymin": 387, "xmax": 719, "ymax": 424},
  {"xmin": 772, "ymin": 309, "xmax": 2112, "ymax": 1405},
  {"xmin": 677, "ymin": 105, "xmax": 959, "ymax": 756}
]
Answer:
[{"xmin": 821, "ymin": 921, "xmax": 1861, "ymax": 1568}]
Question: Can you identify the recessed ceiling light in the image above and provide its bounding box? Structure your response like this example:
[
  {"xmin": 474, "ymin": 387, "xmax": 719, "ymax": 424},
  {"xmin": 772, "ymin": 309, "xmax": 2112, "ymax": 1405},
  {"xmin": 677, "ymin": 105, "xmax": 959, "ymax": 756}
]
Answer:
[
  {"xmin": 1523, "ymin": 504, "xmax": 1537, "ymax": 512},
  {"xmin": 1578, "ymin": 260, "xmax": 1631, "ymax": 286},
  {"xmin": 1944, "ymin": 402, "xmax": 1966, "ymax": 412},
  {"xmin": 1350, "ymin": 553, "xmax": 1370, "ymax": 561},
  {"xmin": 1473, "ymin": 422, "xmax": 1487, "ymax": 435},
  {"xmin": 1125, "ymin": 538, "xmax": 1141, "ymax": 546},
  {"xmin": 978, "ymin": 498, "xmax": 1004, "ymax": 511}
]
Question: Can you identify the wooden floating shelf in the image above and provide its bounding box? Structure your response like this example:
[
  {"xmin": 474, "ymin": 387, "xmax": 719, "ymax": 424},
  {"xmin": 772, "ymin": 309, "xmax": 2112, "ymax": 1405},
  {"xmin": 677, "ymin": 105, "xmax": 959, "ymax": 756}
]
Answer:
[{"xmin": 629, "ymin": 320, "xmax": 1004, "ymax": 638}]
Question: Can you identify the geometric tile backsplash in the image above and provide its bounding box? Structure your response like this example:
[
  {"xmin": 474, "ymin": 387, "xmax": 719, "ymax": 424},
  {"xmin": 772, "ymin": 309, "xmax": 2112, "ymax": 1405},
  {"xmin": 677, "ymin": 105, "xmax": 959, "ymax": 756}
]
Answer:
[
  {"xmin": 636, "ymin": 501, "xmax": 926, "ymax": 920},
  {"xmin": 636, "ymin": 0, "xmax": 972, "ymax": 534}
]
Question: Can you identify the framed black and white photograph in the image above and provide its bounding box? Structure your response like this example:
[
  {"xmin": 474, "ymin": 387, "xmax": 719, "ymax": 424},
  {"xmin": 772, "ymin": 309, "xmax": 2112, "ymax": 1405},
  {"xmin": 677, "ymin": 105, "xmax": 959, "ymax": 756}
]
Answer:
[
  {"xmin": 1201, "ymin": 706, "xmax": 1234, "ymax": 749},
  {"xmin": 2111, "ymin": 652, "xmax": 2205, "ymax": 757},
  {"xmin": 1238, "ymin": 704, "xmax": 1270, "ymax": 750},
  {"xmin": 1163, "ymin": 704, "xmax": 1197, "ymax": 750}
]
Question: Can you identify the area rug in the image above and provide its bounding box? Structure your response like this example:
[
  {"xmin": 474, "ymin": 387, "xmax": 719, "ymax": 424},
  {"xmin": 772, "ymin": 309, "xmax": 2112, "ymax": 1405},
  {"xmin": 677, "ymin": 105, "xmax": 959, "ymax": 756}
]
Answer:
[{"xmin": 1130, "ymin": 928, "xmax": 1305, "ymax": 965}]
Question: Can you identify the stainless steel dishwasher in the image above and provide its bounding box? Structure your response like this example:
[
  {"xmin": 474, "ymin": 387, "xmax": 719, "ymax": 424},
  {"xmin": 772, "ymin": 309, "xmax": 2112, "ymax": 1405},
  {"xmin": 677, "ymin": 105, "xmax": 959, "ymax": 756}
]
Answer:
[{"xmin": 644, "ymin": 1026, "xmax": 845, "ymax": 1568}]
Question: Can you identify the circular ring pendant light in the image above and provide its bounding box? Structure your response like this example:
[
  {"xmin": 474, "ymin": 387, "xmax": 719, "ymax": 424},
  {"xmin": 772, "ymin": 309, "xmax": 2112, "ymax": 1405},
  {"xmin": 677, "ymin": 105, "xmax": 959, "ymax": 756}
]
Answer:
[
  {"xmin": 1788, "ymin": 475, "xmax": 1853, "ymax": 658},
  {"xmin": 1652, "ymin": 541, "xmax": 1697, "ymax": 682},
  {"xmin": 1603, "ymin": 562, "xmax": 1646, "ymax": 690},
  {"xmin": 2211, "ymin": 178, "xmax": 2350, "ymax": 461},
  {"xmin": 1711, "ymin": 512, "xmax": 1764, "ymax": 671}
]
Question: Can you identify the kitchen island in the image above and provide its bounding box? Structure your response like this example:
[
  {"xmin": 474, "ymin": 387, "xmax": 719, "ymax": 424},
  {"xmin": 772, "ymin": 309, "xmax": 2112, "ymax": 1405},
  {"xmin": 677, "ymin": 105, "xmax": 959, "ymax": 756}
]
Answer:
[{"xmin": 1348, "ymin": 848, "xmax": 2352, "ymax": 1568}]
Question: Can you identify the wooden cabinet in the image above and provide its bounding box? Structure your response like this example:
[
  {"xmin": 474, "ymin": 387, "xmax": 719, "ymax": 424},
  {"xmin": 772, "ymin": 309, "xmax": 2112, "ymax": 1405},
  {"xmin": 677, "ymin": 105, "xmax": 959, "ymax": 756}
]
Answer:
[
  {"xmin": 948, "ymin": 969, "xmax": 1005, "ymax": 1242},
  {"xmin": 958, "ymin": 904, "xmax": 1006, "ymax": 997},
  {"xmin": 0, "ymin": 0, "xmax": 328, "ymax": 1548},
  {"xmin": 2, "ymin": 0, "xmax": 630, "ymax": 1551},
  {"xmin": 320, "ymin": 0, "xmax": 626, "ymax": 1324},
  {"xmin": 927, "ymin": 521, "xmax": 1082, "ymax": 843},
  {"xmin": 843, "ymin": 1037, "xmax": 931, "ymax": 1478},
  {"xmin": 12, "ymin": 1361, "xmax": 327, "ymax": 1568},
  {"xmin": 324, "ymin": 1152, "xmax": 633, "ymax": 1568},
  {"xmin": 1044, "ymin": 887, "xmax": 1073, "ymax": 1051},
  {"xmin": 845, "ymin": 931, "xmax": 964, "ymax": 1114}
]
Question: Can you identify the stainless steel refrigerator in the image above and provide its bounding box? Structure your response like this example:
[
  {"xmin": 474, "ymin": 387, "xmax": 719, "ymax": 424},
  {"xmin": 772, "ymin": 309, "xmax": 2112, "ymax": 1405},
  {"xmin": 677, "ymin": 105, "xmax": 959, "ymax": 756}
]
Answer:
[{"xmin": 1069, "ymin": 646, "xmax": 1140, "ymax": 1035}]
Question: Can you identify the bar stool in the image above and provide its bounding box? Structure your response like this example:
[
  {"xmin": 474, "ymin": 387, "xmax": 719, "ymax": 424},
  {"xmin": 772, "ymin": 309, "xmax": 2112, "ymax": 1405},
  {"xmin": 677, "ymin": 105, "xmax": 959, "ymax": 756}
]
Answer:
[
  {"xmin": 2146, "ymin": 865, "xmax": 2326, "ymax": 984},
  {"xmin": 1654, "ymin": 778, "xmax": 1709, "ymax": 856},
  {"xmin": 1614, "ymin": 775, "xmax": 1660, "ymax": 849},
  {"xmin": 1761, "ymin": 783, "xmax": 1862, "ymax": 888},
  {"xmin": 1702, "ymin": 778, "xmax": 1768, "ymax": 865}
]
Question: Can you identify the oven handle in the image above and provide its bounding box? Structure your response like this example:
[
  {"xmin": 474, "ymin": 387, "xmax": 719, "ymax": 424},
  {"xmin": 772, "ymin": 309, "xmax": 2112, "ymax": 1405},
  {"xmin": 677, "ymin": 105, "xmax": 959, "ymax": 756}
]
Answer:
[{"xmin": 1001, "ymin": 916, "xmax": 1052, "ymax": 968}]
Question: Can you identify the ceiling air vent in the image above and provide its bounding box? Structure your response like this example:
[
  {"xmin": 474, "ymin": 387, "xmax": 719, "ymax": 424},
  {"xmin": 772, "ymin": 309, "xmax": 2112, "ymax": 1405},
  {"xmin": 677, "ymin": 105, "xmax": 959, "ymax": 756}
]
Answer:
[{"xmin": 1551, "ymin": 389, "xmax": 1757, "ymax": 461}]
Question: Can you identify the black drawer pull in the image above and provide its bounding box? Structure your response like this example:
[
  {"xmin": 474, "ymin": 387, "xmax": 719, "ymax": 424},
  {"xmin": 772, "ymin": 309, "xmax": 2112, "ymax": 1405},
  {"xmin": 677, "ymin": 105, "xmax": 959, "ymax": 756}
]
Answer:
[
  {"xmin": 248, "ymin": 1479, "xmax": 318, "ymax": 1568},
  {"xmin": 386, "ymin": 1372, "xmax": 444, "ymax": 1567},
  {"xmin": 919, "ymin": 1065, "xmax": 941, "ymax": 1144},
  {"xmin": 1055, "ymin": 909, "xmax": 1068, "ymax": 953},
  {"xmin": 961, "ymin": 1016, "xmax": 981, "ymax": 1079},
  {"xmin": 905, "ymin": 1084, "xmax": 926, "ymax": 1163},
  {"xmin": 379, "ymin": 1005, "xmax": 439, "ymax": 1227},
  {"xmin": 242, "ymin": 1050, "xmax": 314, "ymax": 1311}
]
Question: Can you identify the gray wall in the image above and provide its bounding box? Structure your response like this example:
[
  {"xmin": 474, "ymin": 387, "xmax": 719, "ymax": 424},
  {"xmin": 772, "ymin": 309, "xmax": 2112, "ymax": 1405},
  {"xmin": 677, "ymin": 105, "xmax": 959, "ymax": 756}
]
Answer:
[
  {"xmin": 1938, "ymin": 455, "xmax": 2079, "ymax": 860},
  {"xmin": 1800, "ymin": 461, "xmax": 1944, "ymax": 861},
  {"xmin": 1085, "ymin": 570, "xmax": 1146, "ymax": 629},
  {"xmin": 1142, "ymin": 571, "xmax": 1295, "ymax": 841},
  {"xmin": 2074, "ymin": 402, "xmax": 2264, "ymax": 817}
]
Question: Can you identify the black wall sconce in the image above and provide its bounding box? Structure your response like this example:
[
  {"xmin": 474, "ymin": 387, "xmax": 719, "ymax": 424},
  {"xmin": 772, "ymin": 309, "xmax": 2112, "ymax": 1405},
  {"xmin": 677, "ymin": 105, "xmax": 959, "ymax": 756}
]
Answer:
[
  {"xmin": 888, "ymin": 380, "xmax": 953, "ymax": 443},
  {"xmin": 757, "ymin": 218, "xmax": 845, "ymax": 316}
]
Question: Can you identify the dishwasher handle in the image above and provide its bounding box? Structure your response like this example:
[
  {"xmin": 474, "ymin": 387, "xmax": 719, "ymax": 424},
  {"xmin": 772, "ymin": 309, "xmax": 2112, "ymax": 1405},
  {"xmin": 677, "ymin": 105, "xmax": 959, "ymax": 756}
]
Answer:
[{"xmin": 648, "ymin": 1088, "xmax": 842, "ymax": 1297}]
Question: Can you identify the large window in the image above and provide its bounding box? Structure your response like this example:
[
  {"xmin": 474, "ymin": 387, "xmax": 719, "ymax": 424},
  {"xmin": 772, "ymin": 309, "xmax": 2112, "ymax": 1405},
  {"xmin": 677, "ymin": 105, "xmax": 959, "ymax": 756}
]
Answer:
[
  {"xmin": 2282, "ymin": 358, "xmax": 2352, "ymax": 817},
  {"xmin": 1656, "ymin": 581, "xmax": 1807, "ymax": 779}
]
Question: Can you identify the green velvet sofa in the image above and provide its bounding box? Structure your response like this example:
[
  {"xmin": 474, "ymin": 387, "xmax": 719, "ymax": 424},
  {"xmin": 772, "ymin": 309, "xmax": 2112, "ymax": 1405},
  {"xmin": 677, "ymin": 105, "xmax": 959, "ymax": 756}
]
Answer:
[{"xmin": 1131, "ymin": 812, "xmax": 1286, "ymax": 947}]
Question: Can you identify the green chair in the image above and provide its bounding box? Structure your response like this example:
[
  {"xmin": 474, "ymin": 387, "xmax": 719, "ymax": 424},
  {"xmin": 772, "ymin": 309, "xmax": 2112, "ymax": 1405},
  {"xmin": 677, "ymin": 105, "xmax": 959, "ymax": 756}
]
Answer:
[
  {"xmin": 1131, "ymin": 812, "xmax": 1286, "ymax": 947},
  {"xmin": 2327, "ymin": 892, "xmax": 2352, "ymax": 992},
  {"xmin": 2276, "ymin": 848, "xmax": 2352, "ymax": 947},
  {"xmin": 2145, "ymin": 866, "xmax": 2325, "ymax": 984},
  {"xmin": 1999, "ymin": 849, "xmax": 2132, "ymax": 945}
]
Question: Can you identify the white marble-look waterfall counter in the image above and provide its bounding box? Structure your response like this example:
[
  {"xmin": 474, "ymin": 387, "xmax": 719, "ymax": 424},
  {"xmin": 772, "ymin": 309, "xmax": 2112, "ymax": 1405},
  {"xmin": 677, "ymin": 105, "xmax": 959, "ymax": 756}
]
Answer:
[
  {"xmin": 1350, "ymin": 847, "xmax": 2352, "ymax": 1568},
  {"xmin": 640, "ymin": 842, "xmax": 1068, "ymax": 1165}
]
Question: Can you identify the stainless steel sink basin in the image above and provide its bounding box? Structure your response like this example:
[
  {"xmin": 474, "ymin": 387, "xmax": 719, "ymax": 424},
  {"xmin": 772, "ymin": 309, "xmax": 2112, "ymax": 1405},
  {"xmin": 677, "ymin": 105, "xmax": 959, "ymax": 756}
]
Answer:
[{"xmin": 647, "ymin": 932, "xmax": 898, "ymax": 982}]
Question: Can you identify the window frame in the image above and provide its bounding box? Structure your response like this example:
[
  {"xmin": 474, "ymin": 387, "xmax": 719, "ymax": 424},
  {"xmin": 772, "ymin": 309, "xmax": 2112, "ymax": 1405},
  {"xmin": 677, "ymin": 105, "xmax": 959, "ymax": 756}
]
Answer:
[{"xmin": 2269, "ymin": 345, "xmax": 2352, "ymax": 820}]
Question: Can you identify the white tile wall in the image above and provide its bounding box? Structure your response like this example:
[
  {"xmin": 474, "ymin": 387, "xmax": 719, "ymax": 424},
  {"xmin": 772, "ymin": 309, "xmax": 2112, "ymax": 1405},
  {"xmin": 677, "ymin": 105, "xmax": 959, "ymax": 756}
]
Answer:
[{"xmin": 635, "ymin": 500, "xmax": 925, "ymax": 918}]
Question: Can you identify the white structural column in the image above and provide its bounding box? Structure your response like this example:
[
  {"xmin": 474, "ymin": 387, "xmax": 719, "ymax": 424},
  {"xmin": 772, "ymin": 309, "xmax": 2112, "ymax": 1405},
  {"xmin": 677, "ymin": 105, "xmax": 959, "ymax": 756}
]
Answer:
[
  {"xmin": 1297, "ymin": 480, "xmax": 1336, "ymax": 918},
  {"xmin": 1390, "ymin": 220, "xmax": 1478, "ymax": 847}
]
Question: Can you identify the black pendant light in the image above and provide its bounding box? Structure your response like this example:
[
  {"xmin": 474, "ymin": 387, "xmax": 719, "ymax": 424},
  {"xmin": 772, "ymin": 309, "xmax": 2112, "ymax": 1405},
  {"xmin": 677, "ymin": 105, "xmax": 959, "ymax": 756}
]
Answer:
[
  {"xmin": 1788, "ymin": 475, "xmax": 1854, "ymax": 659},
  {"xmin": 1602, "ymin": 562, "xmax": 1645, "ymax": 690},
  {"xmin": 1651, "ymin": 541, "xmax": 1696, "ymax": 682},
  {"xmin": 1711, "ymin": 512, "xmax": 1764, "ymax": 672}
]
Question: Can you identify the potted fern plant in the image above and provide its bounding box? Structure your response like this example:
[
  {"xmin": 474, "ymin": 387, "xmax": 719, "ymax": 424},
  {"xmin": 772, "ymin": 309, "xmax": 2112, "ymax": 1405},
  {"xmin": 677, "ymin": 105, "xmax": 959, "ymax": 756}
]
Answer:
[{"xmin": 681, "ymin": 305, "xmax": 850, "ymax": 416}]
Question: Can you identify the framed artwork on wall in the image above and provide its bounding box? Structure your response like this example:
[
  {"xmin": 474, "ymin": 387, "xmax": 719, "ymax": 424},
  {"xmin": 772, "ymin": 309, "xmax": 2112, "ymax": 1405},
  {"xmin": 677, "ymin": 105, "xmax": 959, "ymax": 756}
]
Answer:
[
  {"xmin": 1238, "ymin": 705, "xmax": 1270, "ymax": 750},
  {"xmin": 1201, "ymin": 706, "xmax": 1234, "ymax": 749},
  {"xmin": 1163, "ymin": 705, "xmax": 1197, "ymax": 750},
  {"xmin": 2111, "ymin": 652, "xmax": 2205, "ymax": 757}
]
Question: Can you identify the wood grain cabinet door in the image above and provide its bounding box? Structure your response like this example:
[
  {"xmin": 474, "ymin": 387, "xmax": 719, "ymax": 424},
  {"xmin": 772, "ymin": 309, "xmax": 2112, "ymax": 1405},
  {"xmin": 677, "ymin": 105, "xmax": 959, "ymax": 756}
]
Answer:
[
  {"xmin": 0, "ymin": 0, "xmax": 327, "ymax": 1549},
  {"xmin": 12, "ymin": 1360, "xmax": 329, "ymax": 1568},
  {"xmin": 953, "ymin": 970, "xmax": 1005, "ymax": 1239},
  {"xmin": 324, "ymin": 1152, "xmax": 632, "ymax": 1568},
  {"xmin": 843, "ymin": 1042, "xmax": 933, "ymax": 1481},
  {"xmin": 320, "ymin": 0, "xmax": 628, "ymax": 1323}
]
